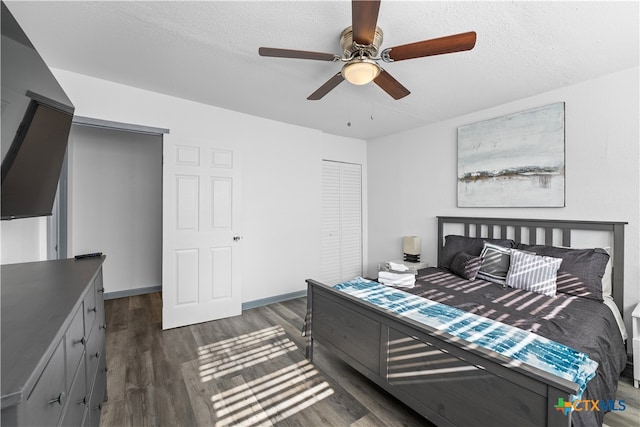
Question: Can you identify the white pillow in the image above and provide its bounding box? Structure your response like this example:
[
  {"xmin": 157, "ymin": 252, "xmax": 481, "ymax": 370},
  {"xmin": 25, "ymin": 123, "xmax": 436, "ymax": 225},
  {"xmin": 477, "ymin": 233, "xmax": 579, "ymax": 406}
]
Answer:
[
  {"xmin": 602, "ymin": 296, "xmax": 628, "ymax": 341},
  {"xmin": 601, "ymin": 250, "xmax": 612, "ymax": 299},
  {"xmin": 506, "ymin": 249, "xmax": 562, "ymax": 297}
]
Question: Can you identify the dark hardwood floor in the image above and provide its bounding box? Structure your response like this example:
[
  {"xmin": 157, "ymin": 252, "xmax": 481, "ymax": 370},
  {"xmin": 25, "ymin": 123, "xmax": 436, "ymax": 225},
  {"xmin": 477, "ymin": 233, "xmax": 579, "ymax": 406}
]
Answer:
[{"xmin": 100, "ymin": 292, "xmax": 638, "ymax": 427}]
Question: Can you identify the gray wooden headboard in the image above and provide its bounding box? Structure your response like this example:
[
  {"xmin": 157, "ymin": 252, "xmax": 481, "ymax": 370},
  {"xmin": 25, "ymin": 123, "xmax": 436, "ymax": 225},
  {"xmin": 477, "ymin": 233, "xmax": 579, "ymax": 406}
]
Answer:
[{"xmin": 437, "ymin": 216, "xmax": 627, "ymax": 315}]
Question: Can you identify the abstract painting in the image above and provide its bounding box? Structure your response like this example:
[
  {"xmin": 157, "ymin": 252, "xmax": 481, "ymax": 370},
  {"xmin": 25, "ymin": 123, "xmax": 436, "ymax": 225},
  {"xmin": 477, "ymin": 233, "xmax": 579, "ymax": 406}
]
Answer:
[{"xmin": 457, "ymin": 102, "xmax": 565, "ymax": 207}]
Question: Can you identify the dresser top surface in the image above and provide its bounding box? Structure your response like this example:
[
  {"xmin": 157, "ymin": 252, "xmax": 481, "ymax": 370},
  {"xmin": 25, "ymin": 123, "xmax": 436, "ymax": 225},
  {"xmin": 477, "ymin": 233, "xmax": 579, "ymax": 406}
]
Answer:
[{"xmin": 1, "ymin": 256, "xmax": 105, "ymax": 408}]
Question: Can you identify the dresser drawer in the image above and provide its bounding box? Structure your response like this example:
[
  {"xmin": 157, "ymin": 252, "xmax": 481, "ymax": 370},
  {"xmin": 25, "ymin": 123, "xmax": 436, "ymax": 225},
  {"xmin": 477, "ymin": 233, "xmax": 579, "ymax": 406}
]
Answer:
[
  {"xmin": 94, "ymin": 271, "xmax": 105, "ymax": 307},
  {"xmin": 84, "ymin": 281, "xmax": 97, "ymax": 337},
  {"xmin": 95, "ymin": 275, "xmax": 106, "ymax": 336},
  {"xmin": 19, "ymin": 339, "xmax": 66, "ymax": 427},
  {"xmin": 65, "ymin": 305, "xmax": 86, "ymax": 391},
  {"xmin": 84, "ymin": 351, "xmax": 107, "ymax": 427},
  {"xmin": 85, "ymin": 324, "xmax": 104, "ymax": 389},
  {"xmin": 59, "ymin": 357, "xmax": 87, "ymax": 427}
]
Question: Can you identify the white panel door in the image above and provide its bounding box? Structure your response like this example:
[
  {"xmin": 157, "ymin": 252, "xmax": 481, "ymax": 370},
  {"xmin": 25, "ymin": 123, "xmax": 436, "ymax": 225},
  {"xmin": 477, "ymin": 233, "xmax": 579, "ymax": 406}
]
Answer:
[
  {"xmin": 162, "ymin": 135, "xmax": 241, "ymax": 329},
  {"xmin": 320, "ymin": 161, "xmax": 362, "ymax": 284}
]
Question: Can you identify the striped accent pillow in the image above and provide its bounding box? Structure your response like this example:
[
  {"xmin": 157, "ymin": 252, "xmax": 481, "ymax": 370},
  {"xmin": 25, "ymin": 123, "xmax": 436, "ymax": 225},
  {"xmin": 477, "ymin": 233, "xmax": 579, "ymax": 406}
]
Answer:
[
  {"xmin": 506, "ymin": 249, "xmax": 562, "ymax": 297},
  {"xmin": 477, "ymin": 243, "xmax": 512, "ymax": 285}
]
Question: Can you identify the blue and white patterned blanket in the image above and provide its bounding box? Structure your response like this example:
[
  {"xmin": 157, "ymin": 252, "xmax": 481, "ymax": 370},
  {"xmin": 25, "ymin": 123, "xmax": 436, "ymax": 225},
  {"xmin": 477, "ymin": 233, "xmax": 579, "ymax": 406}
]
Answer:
[{"xmin": 334, "ymin": 277, "xmax": 597, "ymax": 399}]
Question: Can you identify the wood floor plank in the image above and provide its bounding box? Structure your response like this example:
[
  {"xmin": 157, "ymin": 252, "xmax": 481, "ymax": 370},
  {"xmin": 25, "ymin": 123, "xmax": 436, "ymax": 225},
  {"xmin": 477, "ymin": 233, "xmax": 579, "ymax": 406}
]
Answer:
[
  {"xmin": 105, "ymin": 295, "xmax": 129, "ymax": 333},
  {"xmin": 149, "ymin": 291, "xmax": 163, "ymax": 325},
  {"xmin": 162, "ymin": 325, "xmax": 200, "ymax": 364},
  {"xmin": 258, "ymin": 305, "xmax": 306, "ymax": 350},
  {"xmin": 150, "ymin": 384, "xmax": 179, "ymax": 426},
  {"xmin": 128, "ymin": 293, "xmax": 147, "ymax": 311},
  {"xmin": 104, "ymin": 329, "xmax": 128, "ymax": 398},
  {"xmin": 151, "ymin": 380, "xmax": 198, "ymax": 427},
  {"xmin": 265, "ymin": 298, "xmax": 300, "ymax": 322},
  {"xmin": 180, "ymin": 359, "xmax": 220, "ymax": 426},
  {"xmin": 277, "ymin": 297, "xmax": 307, "ymax": 322},
  {"xmin": 124, "ymin": 350, "xmax": 153, "ymax": 391},
  {"xmin": 124, "ymin": 386, "xmax": 155, "ymax": 427},
  {"xmin": 102, "ymin": 294, "xmax": 639, "ymax": 427},
  {"xmin": 149, "ymin": 327, "xmax": 184, "ymax": 386},
  {"xmin": 350, "ymin": 412, "xmax": 390, "ymax": 427},
  {"xmin": 100, "ymin": 395, "xmax": 126, "ymax": 427},
  {"xmin": 127, "ymin": 307, "xmax": 155, "ymax": 354},
  {"xmin": 604, "ymin": 377, "xmax": 639, "ymax": 427},
  {"xmin": 214, "ymin": 374, "xmax": 274, "ymax": 427},
  {"xmin": 191, "ymin": 315, "xmax": 236, "ymax": 349}
]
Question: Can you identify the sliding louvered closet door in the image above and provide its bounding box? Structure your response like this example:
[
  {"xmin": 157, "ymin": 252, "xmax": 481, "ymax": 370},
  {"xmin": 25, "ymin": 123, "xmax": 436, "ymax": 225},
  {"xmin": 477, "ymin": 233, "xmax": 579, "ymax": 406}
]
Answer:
[{"xmin": 321, "ymin": 160, "xmax": 362, "ymax": 284}]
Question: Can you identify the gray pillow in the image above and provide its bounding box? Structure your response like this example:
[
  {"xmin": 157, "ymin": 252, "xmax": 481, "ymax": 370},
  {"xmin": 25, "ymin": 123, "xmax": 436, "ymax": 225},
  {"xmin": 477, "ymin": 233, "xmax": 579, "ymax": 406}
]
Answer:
[
  {"xmin": 515, "ymin": 244, "xmax": 609, "ymax": 301},
  {"xmin": 450, "ymin": 252, "xmax": 483, "ymax": 280},
  {"xmin": 440, "ymin": 235, "xmax": 515, "ymax": 270},
  {"xmin": 476, "ymin": 243, "xmax": 511, "ymax": 286},
  {"xmin": 506, "ymin": 249, "xmax": 562, "ymax": 297}
]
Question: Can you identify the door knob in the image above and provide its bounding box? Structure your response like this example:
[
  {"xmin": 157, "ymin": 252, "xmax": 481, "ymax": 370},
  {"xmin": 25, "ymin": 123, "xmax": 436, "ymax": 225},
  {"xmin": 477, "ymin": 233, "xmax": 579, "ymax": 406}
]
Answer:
[{"xmin": 233, "ymin": 235, "xmax": 243, "ymax": 241}]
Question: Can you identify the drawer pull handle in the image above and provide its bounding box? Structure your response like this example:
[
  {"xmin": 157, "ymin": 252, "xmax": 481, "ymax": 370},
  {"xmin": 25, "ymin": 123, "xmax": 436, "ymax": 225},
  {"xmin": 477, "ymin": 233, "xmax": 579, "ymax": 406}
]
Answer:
[
  {"xmin": 88, "ymin": 307, "xmax": 97, "ymax": 313},
  {"xmin": 94, "ymin": 403, "xmax": 103, "ymax": 411},
  {"xmin": 98, "ymin": 288, "xmax": 105, "ymax": 293},
  {"xmin": 48, "ymin": 392, "xmax": 66, "ymax": 406},
  {"xmin": 99, "ymin": 324, "xmax": 107, "ymax": 331},
  {"xmin": 78, "ymin": 396, "xmax": 87, "ymax": 405},
  {"xmin": 92, "ymin": 351, "xmax": 101, "ymax": 359},
  {"xmin": 74, "ymin": 337, "xmax": 86, "ymax": 346}
]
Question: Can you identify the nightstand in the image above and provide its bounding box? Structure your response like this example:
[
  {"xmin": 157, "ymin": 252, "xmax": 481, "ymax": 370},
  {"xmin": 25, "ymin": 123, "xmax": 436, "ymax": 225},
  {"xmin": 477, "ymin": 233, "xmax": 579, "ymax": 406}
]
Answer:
[
  {"xmin": 633, "ymin": 303, "xmax": 640, "ymax": 388},
  {"xmin": 385, "ymin": 259, "xmax": 429, "ymax": 274}
]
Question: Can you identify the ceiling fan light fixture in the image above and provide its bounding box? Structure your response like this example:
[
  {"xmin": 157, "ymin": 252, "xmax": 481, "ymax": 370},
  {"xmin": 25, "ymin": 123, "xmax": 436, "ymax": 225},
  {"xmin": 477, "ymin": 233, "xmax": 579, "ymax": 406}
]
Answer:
[{"xmin": 341, "ymin": 58, "xmax": 380, "ymax": 85}]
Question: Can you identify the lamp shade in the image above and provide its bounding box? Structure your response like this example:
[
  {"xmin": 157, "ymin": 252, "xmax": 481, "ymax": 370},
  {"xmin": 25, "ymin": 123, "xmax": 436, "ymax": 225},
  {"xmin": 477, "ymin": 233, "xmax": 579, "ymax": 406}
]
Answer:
[{"xmin": 403, "ymin": 236, "xmax": 421, "ymax": 255}]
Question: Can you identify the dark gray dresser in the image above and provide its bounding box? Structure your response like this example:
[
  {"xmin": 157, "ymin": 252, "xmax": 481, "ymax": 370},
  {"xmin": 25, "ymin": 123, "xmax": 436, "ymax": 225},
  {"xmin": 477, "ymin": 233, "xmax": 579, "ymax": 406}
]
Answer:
[{"xmin": 1, "ymin": 256, "xmax": 107, "ymax": 426}]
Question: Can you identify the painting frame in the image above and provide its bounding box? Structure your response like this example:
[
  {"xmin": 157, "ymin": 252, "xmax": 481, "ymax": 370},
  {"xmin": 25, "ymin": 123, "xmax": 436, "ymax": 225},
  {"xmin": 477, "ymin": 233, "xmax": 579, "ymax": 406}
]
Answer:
[{"xmin": 457, "ymin": 102, "xmax": 565, "ymax": 208}]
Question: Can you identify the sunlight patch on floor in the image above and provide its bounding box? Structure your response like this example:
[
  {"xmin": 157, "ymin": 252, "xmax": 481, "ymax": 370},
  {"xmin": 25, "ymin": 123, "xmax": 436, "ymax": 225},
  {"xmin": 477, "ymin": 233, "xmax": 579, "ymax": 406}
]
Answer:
[
  {"xmin": 198, "ymin": 326, "xmax": 334, "ymax": 426},
  {"xmin": 198, "ymin": 325, "xmax": 298, "ymax": 381}
]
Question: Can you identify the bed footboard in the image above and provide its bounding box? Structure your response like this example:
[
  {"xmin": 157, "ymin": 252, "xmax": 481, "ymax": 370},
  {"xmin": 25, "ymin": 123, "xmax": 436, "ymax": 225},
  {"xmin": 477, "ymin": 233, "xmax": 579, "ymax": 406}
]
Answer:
[{"xmin": 306, "ymin": 279, "xmax": 573, "ymax": 427}]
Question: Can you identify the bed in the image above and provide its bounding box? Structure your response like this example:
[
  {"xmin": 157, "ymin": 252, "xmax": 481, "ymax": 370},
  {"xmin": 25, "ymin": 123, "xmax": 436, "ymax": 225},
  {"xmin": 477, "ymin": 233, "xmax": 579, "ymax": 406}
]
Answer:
[{"xmin": 305, "ymin": 216, "xmax": 628, "ymax": 427}]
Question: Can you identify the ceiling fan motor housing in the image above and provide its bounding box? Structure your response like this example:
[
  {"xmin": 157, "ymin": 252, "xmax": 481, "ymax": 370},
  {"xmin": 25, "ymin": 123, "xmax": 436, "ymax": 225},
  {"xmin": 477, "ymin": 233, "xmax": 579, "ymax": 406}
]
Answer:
[{"xmin": 340, "ymin": 25, "xmax": 384, "ymax": 58}]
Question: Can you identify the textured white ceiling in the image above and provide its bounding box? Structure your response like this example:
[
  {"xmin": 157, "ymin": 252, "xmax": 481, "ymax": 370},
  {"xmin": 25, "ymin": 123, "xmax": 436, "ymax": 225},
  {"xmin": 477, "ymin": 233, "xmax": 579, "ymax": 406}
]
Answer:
[{"xmin": 5, "ymin": 1, "xmax": 639, "ymax": 140}]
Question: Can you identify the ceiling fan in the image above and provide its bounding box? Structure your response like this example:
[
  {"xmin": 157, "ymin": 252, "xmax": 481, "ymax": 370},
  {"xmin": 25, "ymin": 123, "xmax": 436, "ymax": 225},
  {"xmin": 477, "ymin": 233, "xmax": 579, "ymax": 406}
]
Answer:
[{"xmin": 258, "ymin": 0, "xmax": 476, "ymax": 101}]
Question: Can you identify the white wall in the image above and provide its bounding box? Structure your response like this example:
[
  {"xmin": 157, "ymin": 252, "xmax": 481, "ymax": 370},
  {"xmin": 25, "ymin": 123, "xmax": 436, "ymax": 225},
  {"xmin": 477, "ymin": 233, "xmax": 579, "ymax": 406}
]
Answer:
[
  {"xmin": 367, "ymin": 67, "xmax": 640, "ymax": 338},
  {"xmin": 50, "ymin": 68, "xmax": 367, "ymax": 303},
  {"xmin": 1, "ymin": 216, "xmax": 47, "ymax": 264}
]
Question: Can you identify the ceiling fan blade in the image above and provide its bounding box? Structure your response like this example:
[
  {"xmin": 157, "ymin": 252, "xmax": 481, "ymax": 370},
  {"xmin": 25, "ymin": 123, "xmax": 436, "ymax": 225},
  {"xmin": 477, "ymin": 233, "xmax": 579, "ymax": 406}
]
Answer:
[
  {"xmin": 374, "ymin": 69, "xmax": 410, "ymax": 100},
  {"xmin": 382, "ymin": 31, "xmax": 477, "ymax": 62},
  {"xmin": 307, "ymin": 73, "xmax": 345, "ymax": 100},
  {"xmin": 259, "ymin": 47, "xmax": 337, "ymax": 61},
  {"xmin": 352, "ymin": 0, "xmax": 381, "ymax": 45}
]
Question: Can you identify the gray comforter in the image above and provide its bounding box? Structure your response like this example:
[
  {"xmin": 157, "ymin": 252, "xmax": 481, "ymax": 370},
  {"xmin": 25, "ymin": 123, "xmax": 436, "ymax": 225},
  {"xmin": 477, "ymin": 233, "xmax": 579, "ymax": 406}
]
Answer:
[{"xmin": 407, "ymin": 267, "xmax": 627, "ymax": 427}]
